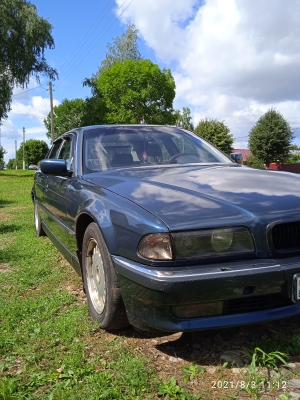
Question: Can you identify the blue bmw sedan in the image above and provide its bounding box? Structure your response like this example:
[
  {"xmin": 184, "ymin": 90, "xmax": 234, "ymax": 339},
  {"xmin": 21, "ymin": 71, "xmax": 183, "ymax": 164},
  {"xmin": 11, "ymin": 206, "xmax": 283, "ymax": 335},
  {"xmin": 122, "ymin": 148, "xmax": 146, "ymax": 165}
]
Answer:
[{"xmin": 31, "ymin": 125, "xmax": 300, "ymax": 332}]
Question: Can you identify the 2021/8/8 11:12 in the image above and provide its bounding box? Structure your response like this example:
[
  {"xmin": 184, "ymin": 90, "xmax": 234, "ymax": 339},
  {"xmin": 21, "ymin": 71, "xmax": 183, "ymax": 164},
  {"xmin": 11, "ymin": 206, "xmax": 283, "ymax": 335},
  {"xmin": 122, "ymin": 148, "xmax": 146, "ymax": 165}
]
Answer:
[{"xmin": 211, "ymin": 380, "xmax": 287, "ymax": 390}]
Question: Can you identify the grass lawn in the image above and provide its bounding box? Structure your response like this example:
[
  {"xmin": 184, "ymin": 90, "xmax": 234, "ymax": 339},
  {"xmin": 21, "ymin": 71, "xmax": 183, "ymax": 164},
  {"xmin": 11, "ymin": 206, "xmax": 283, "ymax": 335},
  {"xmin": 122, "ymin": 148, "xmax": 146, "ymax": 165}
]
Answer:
[
  {"xmin": 0, "ymin": 171, "xmax": 163, "ymax": 400},
  {"xmin": 2, "ymin": 171, "xmax": 300, "ymax": 400}
]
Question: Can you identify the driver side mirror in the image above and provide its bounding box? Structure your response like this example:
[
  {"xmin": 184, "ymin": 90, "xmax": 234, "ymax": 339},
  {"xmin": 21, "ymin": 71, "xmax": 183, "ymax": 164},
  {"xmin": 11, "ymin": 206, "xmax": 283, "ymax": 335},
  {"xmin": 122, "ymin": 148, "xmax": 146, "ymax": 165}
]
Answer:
[{"xmin": 40, "ymin": 159, "xmax": 68, "ymax": 175}]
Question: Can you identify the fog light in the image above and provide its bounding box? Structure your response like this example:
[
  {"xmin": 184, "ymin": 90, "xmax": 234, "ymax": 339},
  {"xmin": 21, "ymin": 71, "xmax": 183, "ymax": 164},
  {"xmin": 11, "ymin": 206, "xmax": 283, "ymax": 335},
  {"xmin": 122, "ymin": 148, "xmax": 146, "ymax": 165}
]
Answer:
[{"xmin": 172, "ymin": 301, "xmax": 223, "ymax": 318}]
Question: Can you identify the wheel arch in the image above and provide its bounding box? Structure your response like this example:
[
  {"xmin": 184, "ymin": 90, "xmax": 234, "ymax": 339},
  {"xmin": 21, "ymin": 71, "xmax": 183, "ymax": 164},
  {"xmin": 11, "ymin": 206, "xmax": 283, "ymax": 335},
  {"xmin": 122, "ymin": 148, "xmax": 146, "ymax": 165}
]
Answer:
[
  {"xmin": 80, "ymin": 218, "xmax": 129, "ymax": 329},
  {"xmin": 76, "ymin": 203, "xmax": 118, "ymax": 257},
  {"xmin": 76, "ymin": 212, "xmax": 96, "ymax": 254}
]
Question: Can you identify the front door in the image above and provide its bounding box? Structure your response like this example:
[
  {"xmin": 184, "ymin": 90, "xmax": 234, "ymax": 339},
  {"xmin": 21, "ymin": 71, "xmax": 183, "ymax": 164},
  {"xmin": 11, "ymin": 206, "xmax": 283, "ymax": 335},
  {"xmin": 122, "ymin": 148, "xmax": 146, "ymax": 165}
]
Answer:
[{"xmin": 43, "ymin": 135, "xmax": 74, "ymax": 246}]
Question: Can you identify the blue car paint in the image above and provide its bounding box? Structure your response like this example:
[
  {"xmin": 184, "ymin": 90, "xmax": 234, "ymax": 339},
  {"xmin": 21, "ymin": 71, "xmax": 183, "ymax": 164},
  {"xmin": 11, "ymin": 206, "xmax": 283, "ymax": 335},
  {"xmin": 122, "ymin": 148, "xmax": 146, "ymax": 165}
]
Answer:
[{"xmin": 32, "ymin": 125, "xmax": 300, "ymax": 332}]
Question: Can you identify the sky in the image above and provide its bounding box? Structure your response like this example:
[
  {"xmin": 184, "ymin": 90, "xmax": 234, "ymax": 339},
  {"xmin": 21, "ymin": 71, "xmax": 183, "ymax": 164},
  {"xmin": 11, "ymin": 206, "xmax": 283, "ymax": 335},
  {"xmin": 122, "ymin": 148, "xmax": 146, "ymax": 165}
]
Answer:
[{"xmin": 2, "ymin": 0, "xmax": 300, "ymax": 162}]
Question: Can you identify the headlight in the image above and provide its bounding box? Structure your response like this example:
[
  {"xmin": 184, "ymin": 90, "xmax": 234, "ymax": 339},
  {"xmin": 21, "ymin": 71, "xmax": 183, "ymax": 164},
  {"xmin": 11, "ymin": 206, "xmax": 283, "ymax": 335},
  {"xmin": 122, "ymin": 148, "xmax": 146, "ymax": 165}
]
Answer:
[
  {"xmin": 173, "ymin": 227, "xmax": 254, "ymax": 259},
  {"xmin": 137, "ymin": 233, "xmax": 173, "ymax": 260},
  {"xmin": 211, "ymin": 228, "xmax": 233, "ymax": 252}
]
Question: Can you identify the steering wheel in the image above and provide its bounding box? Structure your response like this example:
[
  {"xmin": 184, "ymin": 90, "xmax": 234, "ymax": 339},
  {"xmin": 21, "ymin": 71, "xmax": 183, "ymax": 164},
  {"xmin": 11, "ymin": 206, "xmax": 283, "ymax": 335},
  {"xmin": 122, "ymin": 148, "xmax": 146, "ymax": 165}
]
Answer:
[{"xmin": 168, "ymin": 152, "xmax": 188, "ymax": 164}]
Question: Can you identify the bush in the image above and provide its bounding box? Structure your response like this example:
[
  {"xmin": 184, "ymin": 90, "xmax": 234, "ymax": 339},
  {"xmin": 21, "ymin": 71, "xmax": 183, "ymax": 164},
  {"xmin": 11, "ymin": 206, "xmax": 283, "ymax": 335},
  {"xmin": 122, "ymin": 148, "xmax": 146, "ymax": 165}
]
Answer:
[{"xmin": 246, "ymin": 154, "xmax": 265, "ymax": 169}]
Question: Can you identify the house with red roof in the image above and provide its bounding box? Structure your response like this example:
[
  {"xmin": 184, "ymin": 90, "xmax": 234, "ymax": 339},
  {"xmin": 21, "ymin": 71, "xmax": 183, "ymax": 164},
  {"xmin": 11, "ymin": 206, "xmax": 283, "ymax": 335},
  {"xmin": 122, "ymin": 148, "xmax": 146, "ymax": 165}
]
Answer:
[{"xmin": 233, "ymin": 149, "xmax": 251, "ymax": 164}]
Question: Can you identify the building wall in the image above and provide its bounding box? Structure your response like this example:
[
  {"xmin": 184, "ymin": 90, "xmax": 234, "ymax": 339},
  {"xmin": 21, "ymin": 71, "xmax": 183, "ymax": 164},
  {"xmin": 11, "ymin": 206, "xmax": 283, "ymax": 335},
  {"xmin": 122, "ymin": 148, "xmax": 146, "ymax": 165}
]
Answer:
[{"xmin": 269, "ymin": 164, "xmax": 300, "ymax": 173}]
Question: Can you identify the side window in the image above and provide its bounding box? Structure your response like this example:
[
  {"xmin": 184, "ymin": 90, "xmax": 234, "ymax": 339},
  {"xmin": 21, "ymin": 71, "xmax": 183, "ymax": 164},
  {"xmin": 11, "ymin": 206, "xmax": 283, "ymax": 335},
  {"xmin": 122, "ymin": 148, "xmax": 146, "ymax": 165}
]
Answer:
[
  {"xmin": 57, "ymin": 136, "xmax": 73, "ymax": 171},
  {"xmin": 48, "ymin": 141, "xmax": 62, "ymax": 159}
]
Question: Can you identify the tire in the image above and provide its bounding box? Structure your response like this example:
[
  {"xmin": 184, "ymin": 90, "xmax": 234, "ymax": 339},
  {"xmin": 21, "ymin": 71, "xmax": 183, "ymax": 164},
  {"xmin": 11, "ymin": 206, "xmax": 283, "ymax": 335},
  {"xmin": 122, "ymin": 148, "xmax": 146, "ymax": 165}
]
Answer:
[
  {"xmin": 82, "ymin": 222, "xmax": 129, "ymax": 330},
  {"xmin": 34, "ymin": 200, "xmax": 46, "ymax": 237}
]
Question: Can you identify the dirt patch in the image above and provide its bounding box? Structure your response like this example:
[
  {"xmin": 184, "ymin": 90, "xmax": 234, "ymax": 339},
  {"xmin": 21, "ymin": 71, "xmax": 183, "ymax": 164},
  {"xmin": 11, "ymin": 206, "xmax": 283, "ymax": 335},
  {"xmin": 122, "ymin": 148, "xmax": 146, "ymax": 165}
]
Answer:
[
  {"xmin": 0, "ymin": 211, "xmax": 11, "ymax": 222},
  {"xmin": 65, "ymin": 284, "xmax": 86, "ymax": 303},
  {"xmin": 0, "ymin": 263, "xmax": 14, "ymax": 273},
  {"xmin": 84, "ymin": 323, "xmax": 298, "ymax": 399},
  {"xmin": 68, "ymin": 278, "xmax": 300, "ymax": 399},
  {"xmin": 10, "ymin": 206, "xmax": 29, "ymax": 212},
  {"xmin": 62, "ymin": 259, "xmax": 300, "ymax": 399},
  {"xmin": 0, "ymin": 236, "xmax": 15, "ymax": 251}
]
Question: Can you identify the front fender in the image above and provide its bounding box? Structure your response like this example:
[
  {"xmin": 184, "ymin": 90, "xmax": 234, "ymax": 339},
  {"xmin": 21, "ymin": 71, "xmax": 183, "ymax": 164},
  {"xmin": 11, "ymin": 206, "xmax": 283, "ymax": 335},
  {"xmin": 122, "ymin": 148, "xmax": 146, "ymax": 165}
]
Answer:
[{"xmin": 77, "ymin": 188, "xmax": 169, "ymax": 264}]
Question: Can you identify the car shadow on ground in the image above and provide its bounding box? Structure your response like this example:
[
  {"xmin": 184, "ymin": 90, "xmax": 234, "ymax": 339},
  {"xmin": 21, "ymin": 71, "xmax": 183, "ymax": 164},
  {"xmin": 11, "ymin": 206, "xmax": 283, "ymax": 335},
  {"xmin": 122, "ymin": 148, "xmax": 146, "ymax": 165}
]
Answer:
[
  {"xmin": 0, "ymin": 199, "xmax": 16, "ymax": 208},
  {"xmin": 113, "ymin": 316, "xmax": 300, "ymax": 365},
  {"xmin": 0, "ymin": 223, "xmax": 21, "ymax": 235}
]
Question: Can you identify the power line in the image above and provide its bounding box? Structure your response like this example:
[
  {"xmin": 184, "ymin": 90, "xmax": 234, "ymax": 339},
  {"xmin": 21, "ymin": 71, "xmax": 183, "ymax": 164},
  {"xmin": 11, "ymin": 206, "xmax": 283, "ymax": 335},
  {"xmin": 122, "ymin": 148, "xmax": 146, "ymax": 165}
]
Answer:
[
  {"xmin": 11, "ymin": 84, "xmax": 45, "ymax": 97},
  {"xmin": 49, "ymin": 82, "xmax": 55, "ymax": 143},
  {"xmin": 25, "ymin": 88, "xmax": 50, "ymax": 130},
  {"xmin": 28, "ymin": 88, "xmax": 49, "ymax": 121},
  {"xmin": 11, "ymin": 2, "xmax": 117, "ymax": 102},
  {"xmin": 10, "ymin": 83, "xmax": 50, "ymax": 131},
  {"xmin": 58, "ymin": 0, "xmax": 115, "ymax": 78},
  {"xmin": 9, "ymin": 1, "xmax": 135, "ymax": 134},
  {"xmin": 10, "ymin": 0, "xmax": 129, "ymax": 105},
  {"xmin": 55, "ymin": 0, "xmax": 135, "ymax": 90}
]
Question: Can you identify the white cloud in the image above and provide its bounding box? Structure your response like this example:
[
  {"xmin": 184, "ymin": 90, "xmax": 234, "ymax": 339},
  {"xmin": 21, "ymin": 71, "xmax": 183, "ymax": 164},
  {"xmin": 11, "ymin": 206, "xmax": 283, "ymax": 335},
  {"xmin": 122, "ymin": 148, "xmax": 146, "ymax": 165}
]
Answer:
[
  {"xmin": 116, "ymin": 0, "xmax": 300, "ymax": 146},
  {"xmin": 116, "ymin": 0, "xmax": 197, "ymax": 62},
  {"xmin": 1, "ymin": 121, "xmax": 52, "ymax": 162},
  {"xmin": 1, "ymin": 94, "xmax": 59, "ymax": 163},
  {"xmin": 1, "ymin": 120, "xmax": 23, "ymax": 161},
  {"xmin": 10, "ymin": 78, "xmax": 46, "ymax": 101},
  {"xmin": 10, "ymin": 96, "xmax": 59, "ymax": 124}
]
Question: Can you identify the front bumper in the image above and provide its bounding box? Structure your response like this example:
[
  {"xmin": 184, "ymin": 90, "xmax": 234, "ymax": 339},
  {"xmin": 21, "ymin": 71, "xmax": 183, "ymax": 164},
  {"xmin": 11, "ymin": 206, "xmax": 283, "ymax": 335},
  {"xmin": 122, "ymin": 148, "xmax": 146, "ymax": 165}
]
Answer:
[{"xmin": 112, "ymin": 255, "xmax": 300, "ymax": 332}]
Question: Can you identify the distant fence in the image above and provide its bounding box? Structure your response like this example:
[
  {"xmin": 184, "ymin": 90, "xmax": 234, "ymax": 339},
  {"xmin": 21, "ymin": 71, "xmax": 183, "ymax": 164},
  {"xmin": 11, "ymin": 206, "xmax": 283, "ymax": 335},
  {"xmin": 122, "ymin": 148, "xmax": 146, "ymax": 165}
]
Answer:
[{"xmin": 269, "ymin": 164, "xmax": 300, "ymax": 174}]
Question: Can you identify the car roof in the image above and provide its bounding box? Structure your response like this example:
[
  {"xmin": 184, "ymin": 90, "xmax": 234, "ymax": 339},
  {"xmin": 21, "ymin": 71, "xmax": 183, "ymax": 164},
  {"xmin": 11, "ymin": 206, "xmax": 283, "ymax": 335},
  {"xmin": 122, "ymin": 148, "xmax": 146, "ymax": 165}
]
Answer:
[{"xmin": 53, "ymin": 124, "xmax": 184, "ymax": 143}]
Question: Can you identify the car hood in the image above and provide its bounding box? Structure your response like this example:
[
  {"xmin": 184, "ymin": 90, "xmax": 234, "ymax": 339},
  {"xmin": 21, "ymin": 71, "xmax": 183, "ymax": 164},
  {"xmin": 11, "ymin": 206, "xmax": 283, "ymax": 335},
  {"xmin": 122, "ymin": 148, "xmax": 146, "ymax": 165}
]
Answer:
[{"xmin": 85, "ymin": 165, "xmax": 300, "ymax": 231}]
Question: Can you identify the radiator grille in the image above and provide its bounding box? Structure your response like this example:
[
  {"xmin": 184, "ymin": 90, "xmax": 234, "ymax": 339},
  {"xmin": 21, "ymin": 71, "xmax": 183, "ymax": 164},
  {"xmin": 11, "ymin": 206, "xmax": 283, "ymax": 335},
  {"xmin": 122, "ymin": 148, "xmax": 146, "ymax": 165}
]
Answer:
[
  {"xmin": 271, "ymin": 221, "xmax": 300, "ymax": 253},
  {"xmin": 223, "ymin": 294, "xmax": 292, "ymax": 315}
]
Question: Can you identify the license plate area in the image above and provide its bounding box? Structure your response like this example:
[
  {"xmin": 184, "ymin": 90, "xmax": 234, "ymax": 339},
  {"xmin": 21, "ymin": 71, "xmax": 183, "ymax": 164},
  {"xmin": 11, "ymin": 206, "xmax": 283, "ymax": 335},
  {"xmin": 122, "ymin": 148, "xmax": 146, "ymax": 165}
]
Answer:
[{"xmin": 292, "ymin": 273, "xmax": 300, "ymax": 304}]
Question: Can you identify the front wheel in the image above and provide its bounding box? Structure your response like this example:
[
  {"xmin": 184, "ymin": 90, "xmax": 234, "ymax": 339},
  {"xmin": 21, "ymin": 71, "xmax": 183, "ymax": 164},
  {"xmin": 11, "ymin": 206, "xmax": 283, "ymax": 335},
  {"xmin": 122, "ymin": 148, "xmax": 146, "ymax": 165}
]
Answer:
[{"xmin": 82, "ymin": 222, "xmax": 129, "ymax": 330}]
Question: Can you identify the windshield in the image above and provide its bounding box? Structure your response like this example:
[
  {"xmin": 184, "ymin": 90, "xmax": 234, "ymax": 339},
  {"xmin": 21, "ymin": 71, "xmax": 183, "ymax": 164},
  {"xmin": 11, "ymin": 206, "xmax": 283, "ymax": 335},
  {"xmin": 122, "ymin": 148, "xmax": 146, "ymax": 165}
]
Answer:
[{"xmin": 82, "ymin": 125, "xmax": 231, "ymax": 174}]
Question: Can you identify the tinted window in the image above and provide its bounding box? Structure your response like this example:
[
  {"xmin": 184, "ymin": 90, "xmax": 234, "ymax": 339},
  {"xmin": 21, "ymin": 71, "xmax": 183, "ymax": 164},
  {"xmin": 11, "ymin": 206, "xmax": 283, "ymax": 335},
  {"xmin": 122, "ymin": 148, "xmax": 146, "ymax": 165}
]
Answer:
[
  {"xmin": 82, "ymin": 126, "xmax": 230, "ymax": 174},
  {"xmin": 57, "ymin": 137, "xmax": 73, "ymax": 171},
  {"xmin": 48, "ymin": 141, "xmax": 62, "ymax": 159}
]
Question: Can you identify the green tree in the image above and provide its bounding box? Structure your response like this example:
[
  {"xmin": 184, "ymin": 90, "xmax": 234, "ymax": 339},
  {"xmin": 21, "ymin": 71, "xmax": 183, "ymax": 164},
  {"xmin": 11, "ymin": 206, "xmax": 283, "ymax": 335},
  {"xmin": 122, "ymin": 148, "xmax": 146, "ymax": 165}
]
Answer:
[
  {"xmin": 98, "ymin": 23, "xmax": 142, "ymax": 76},
  {"xmin": 175, "ymin": 107, "xmax": 194, "ymax": 131},
  {"xmin": 97, "ymin": 59, "xmax": 176, "ymax": 124},
  {"xmin": 81, "ymin": 80, "xmax": 106, "ymax": 127},
  {"xmin": 16, "ymin": 139, "xmax": 48, "ymax": 168},
  {"xmin": 194, "ymin": 118, "xmax": 233, "ymax": 154},
  {"xmin": 0, "ymin": 0, "xmax": 57, "ymax": 123},
  {"xmin": 248, "ymin": 108, "xmax": 294, "ymax": 168},
  {"xmin": 286, "ymin": 144, "xmax": 300, "ymax": 164},
  {"xmin": 6, "ymin": 158, "xmax": 16, "ymax": 169},
  {"xmin": 290, "ymin": 144, "xmax": 300, "ymax": 150},
  {"xmin": 44, "ymin": 98, "xmax": 86, "ymax": 140},
  {"xmin": 82, "ymin": 24, "xmax": 142, "ymax": 126},
  {"xmin": 0, "ymin": 145, "xmax": 6, "ymax": 169},
  {"xmin": 245, "ymin": 154, "xmax": 265, "ymax": 169}
]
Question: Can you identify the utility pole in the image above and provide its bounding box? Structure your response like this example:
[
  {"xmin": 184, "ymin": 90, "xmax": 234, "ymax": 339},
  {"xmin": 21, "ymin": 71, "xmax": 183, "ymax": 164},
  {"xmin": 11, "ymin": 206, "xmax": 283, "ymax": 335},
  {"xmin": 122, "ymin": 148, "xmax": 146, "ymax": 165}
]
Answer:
[
  {"xmin": 15, "ymin": 140, "xmax": 17, "ymax": 170},
  {"xmin": 49, "ymin": 81, "xmax": 55, "ymax": 144},
  {"xmin": 22, "ymin": 127, "xmax": 25, "ymax": 170}
]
